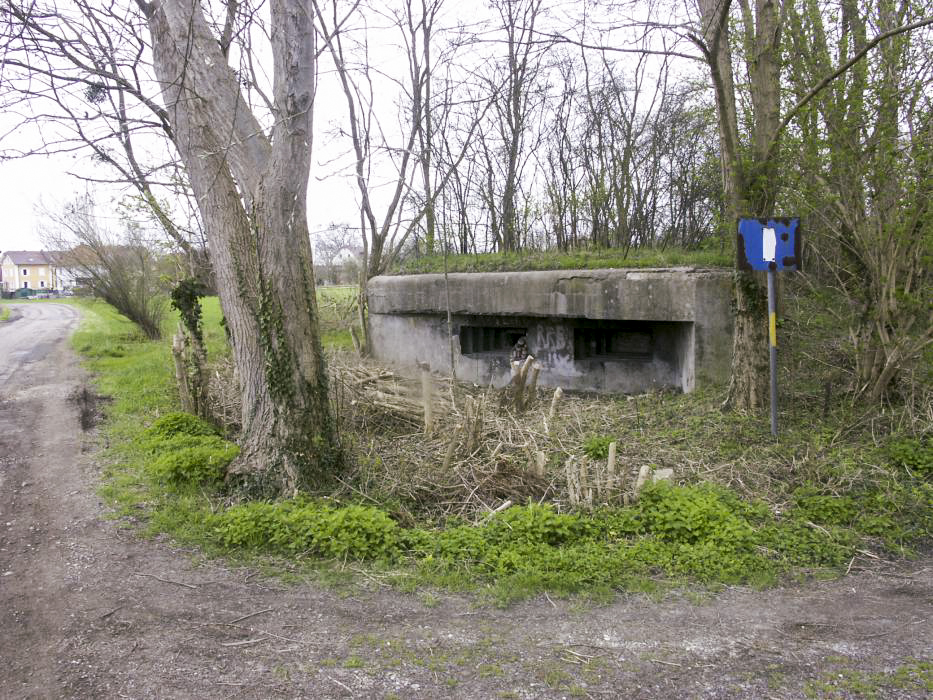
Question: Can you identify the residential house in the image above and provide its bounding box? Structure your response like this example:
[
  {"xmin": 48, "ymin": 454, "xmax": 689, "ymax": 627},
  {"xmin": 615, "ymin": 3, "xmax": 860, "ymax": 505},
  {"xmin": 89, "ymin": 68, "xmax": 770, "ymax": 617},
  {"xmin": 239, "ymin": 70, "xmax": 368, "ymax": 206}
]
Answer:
[{"xmin": 0, "ymin": 250, "xmax": 77, "ymax": 292}]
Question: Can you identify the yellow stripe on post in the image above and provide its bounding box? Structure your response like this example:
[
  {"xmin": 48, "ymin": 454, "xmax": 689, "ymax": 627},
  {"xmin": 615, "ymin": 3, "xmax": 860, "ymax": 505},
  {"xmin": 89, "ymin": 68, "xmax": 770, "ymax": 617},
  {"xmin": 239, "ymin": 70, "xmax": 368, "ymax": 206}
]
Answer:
[{"xmin": 769, "ymin": 312, "xmax": 777, "ymax": 348}]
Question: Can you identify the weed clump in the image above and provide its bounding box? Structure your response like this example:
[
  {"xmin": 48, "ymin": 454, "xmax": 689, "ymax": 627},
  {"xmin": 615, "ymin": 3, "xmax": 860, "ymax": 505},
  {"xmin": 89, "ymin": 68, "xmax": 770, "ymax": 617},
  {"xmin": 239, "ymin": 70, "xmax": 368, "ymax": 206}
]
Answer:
[
  {"xmin": 214, "ymin": 500, "xmax": 402, "ymax": 561},
  {"xmin": 149, "ymin": 441, "xmax": 239, "ymax": 485},
  {"xmin": 147, "ymin": 411, "xmax": 218, "ymax": 440},
  {"xmin": 887, "ymin": 436, "xmax": 932, "ymax": 475},
  {"xmin": 208, "ymin": 483, "xmax": 912, "ymax": 599},
  {"xmin": 582, "ymin": 435, "xmax": 615, "ymax": 460}
]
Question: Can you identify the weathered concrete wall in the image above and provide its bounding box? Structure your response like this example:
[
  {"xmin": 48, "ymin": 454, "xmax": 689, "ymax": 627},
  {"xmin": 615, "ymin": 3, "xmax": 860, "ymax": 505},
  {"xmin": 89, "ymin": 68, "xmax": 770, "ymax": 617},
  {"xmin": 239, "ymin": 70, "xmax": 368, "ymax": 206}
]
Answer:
[{"xmin": 367, "ymin": 268, "xmax": 733, "ymax": 394}]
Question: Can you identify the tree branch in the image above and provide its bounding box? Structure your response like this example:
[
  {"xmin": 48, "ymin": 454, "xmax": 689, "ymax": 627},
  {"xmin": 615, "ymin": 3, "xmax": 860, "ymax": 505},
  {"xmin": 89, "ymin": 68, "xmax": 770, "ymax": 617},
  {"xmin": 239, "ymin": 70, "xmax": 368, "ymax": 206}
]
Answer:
[{"xmin": 765, "ymin": 16, "xmax": 933, "ymax": 162}]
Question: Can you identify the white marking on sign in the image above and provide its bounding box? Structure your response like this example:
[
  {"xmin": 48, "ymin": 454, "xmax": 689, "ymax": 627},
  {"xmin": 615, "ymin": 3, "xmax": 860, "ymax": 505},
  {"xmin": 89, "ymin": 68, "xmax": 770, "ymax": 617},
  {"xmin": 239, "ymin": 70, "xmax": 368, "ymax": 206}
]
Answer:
[{"xmin": 763, "ymin": 227, "xmax": 777, "ymax": 262}]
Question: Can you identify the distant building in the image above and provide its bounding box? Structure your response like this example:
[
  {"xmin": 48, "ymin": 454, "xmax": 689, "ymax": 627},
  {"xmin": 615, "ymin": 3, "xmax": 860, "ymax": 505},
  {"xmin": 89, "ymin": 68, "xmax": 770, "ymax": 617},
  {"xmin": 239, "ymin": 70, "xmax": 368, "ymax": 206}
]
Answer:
[{"xmin": 0, "ymin": 250, "xmax": 80, "ymax": 292}]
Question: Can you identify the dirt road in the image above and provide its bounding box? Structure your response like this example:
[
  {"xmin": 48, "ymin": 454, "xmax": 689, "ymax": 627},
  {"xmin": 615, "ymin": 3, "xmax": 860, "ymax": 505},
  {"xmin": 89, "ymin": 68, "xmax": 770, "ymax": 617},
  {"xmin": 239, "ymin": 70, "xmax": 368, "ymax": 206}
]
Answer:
[{"xmin": 0, "ymin": 302, "xmax": 930, "ymax": 699}]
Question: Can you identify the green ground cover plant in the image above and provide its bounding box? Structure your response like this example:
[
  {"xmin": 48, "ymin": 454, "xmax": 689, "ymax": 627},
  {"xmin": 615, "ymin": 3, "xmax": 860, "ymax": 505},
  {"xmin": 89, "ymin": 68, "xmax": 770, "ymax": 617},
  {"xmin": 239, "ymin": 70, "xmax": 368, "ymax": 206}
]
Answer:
[{"xmin": 72, "ymin": 279, "xmax": 931, "ymax": 603}]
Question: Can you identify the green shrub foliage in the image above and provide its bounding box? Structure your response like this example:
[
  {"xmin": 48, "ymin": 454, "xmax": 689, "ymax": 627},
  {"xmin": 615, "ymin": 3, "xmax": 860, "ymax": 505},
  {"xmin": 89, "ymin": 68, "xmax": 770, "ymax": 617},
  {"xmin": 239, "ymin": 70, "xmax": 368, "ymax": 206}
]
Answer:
[
  {"xmin": 214, "ymin": 500, "xmax": 401, "ymax": 561},
  {"xmin": 582, "ymin": 435, "xmax": 615, "ymax": 460},
  {"xmin": 149, "ymin": 442, "xmax": 239, "ymax": 485},
  {"xmin": 205, "ymin": 480, "xmax": 933, "ymax": 594},
  {"xmin": 148, "ymin": 411, "xmax": 218, "ymax": 439},
  {"xmin": 887, "ymin": 437, "xmax": 932, "ymax": 475}
]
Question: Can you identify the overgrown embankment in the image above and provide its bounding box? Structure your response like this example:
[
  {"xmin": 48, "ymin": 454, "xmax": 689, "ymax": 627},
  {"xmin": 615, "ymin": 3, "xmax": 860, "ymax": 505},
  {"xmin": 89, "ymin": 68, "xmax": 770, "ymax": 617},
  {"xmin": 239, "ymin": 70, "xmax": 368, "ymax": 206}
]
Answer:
[{"xmin": 72, "ymin": 286, "xmax": 932, "ymax": 603}]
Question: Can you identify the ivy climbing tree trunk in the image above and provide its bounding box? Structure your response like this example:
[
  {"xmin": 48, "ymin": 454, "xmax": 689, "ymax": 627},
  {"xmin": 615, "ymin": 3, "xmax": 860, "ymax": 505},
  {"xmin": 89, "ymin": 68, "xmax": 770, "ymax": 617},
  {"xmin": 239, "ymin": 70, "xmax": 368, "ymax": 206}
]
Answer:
[
  {"xmin": 693, "ymin": 0, "xmax": 781, "ymax": 411},
  {"xmin": 139, "ymin": 0, "xmax": 340, "ymax": 494}
]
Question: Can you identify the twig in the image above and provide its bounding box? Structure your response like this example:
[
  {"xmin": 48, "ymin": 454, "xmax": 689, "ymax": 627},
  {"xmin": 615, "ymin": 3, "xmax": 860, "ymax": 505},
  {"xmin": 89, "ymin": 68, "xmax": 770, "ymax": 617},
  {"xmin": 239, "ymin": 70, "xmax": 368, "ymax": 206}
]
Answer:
[
  {"xmin": 648, "ymin": 658, "xmax": 682, "ymax": 667},
  {"xmin": 324, "ymin": 674, "xmax": 354, "ymax": 694},
  {"xmin": 857, "ymin": 618, "xmax": 926, "ymax": 640},
  {"xmin": 477, "ymin": 499, "xmax": 513, "ymax": 525},
  {"xmin": 133, "ymin": 572, "xmax": 198, "ymax": 589},
  {"xmin": 98, "ymin": 605, "xmax": 124, "ymax": 619},
  {"xmin": 227, "ymin": 608, "xmax": 274, "ymax": 625},
  {"xmin": 220, "ymin": 637, "xmax": 268, "ymax": 647}
]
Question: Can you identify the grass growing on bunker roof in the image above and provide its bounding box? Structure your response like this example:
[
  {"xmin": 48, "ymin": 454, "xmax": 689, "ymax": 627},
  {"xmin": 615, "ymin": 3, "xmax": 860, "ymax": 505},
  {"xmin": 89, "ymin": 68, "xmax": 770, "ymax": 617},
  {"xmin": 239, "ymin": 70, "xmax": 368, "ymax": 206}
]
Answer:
[
  {"xmin": 390, "ymin": 246, "xmax": 732, "ymax": 275},
  {"xmin": 71, "ymin": 279, "xmax": 933, "ymax": 603}
]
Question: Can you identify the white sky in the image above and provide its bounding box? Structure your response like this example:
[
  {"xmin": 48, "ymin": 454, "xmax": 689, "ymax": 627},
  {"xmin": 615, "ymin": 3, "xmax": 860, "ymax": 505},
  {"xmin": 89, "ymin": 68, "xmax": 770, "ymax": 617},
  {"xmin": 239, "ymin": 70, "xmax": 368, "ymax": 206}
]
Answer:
[{"xmin": 0, "ymin": 155, "xmax": 82, "ymax": 251}]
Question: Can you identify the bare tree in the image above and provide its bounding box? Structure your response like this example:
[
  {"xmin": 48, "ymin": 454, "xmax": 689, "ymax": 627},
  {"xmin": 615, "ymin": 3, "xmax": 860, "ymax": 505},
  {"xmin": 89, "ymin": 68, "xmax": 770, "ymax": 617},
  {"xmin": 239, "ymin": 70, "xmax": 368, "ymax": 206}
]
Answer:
[
  {"xmin": 688, "ymin": 0, "xmax": 932, "ymax": 409},
  {"xmin": 136, "ymin": 0, "xmax": 341, "ymax": 494},
  {"xmin": 313, "ymin": 224, "xmax": 359, "ymax": 285},
  {"xmin": 488, "ymin": 0, "xmax": 548, "ymax": 252},
  {"xmin": 41, "ymin": 194, "xmax": 167, "ymax": 339},
  {"xmin": 785, "ymin": 0, "xmax": 933, "ymax": 401}
]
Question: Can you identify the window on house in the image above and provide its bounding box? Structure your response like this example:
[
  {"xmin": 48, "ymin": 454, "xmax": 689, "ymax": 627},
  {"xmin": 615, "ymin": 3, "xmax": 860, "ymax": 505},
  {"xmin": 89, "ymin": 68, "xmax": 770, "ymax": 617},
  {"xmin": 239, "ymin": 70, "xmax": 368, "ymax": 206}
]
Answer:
[
  {"xmin": 40, "ymin": 280, "xmax": 45, "ymax": 288},
  {"xmin": 23, "ymin": 281, "xmax": 28, "ymax": 288},
  {"xmin": 22, "ymin": 269, "xmax": 28, "ymax": 275}
]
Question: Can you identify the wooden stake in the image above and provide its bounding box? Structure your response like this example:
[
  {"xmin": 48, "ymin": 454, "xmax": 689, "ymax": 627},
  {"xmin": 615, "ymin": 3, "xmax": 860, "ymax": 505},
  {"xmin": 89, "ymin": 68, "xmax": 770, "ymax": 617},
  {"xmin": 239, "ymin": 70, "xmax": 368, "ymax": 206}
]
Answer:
[
  {"xmin": 421, "ymin": 370, "xmax": 433, "ymax": 435},
  {"xmin": 548, "ymin": 387, "xmax": 563, "ymax": 424},
  {"xmin": 634, "ymin": 465, "xmax": 652, "ymax": 498},
  {"xmin": 513, "ymin": 355, "xmax": 535, "ymax": 411},
  {"xmin": 349, "ymin": 326, "xmax": 362, "ymax": 356},
  {"xmin": 528, "ymin": 363, "xmax": 541, "ymax": 395},
  {"xmin": 534, "ymin": 450, "xmax": 547, "ymax": 478},
  {"xmin": 607, "ymin": 441, "xmax": 617, "ymax": 495},
  {"xmin": 441, "ymin": 436, "xmax": 458, "ymax": 471}
]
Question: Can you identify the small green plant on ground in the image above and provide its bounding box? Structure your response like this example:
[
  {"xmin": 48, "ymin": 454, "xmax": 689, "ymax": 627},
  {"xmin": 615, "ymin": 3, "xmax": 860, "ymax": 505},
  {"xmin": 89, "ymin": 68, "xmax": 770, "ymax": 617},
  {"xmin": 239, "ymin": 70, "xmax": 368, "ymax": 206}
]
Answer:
[
  {"xmin": 0, "ymin": 306, "xmax": 10, "ymax": 322},
  {"xmin": 582, "ymin": 435, "xmax": 615, "ymax": 460},
  {"xmin": 887, "ymin": 436, "xmax": 932, "ymax": 476},
  {"xmin": 803, "ymin": 660, "xmax": 933, "ymax": 698}
]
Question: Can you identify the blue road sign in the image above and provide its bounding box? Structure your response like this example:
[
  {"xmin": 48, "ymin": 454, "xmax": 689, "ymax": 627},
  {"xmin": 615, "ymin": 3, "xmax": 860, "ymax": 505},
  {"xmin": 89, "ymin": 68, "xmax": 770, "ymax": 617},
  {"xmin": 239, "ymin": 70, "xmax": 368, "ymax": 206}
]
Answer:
[{"xmin": 737, "ymin": 217, "xmax": 801, "ymax": 272}]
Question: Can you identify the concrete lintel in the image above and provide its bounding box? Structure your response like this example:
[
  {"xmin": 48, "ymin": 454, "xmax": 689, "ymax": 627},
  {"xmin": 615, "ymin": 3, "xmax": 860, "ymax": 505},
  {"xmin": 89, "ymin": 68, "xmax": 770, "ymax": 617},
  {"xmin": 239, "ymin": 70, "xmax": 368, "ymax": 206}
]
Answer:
[{"xmin": 368, "ymin": 268, "xmax": 731, "ymax": 322}]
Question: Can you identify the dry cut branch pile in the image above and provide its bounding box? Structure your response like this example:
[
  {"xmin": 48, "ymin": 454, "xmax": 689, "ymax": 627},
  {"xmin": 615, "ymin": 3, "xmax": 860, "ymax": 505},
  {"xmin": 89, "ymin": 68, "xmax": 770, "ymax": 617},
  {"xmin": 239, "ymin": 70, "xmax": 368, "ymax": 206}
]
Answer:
[
  {"xmin": 326, "ymin": 355, "xmax": 666, "ymax": 520},
  {"xmin": 206, "ymin": 352, "xmax": 796, "ymax": 520}
]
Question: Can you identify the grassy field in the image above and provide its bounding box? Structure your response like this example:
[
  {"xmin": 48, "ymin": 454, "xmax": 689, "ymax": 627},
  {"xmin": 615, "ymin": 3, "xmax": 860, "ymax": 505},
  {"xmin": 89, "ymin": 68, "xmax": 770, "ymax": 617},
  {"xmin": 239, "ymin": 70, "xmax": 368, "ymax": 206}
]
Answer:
[
  {"xmin": 69, "ymin": 282, "xmax": 931, "ymax": 604},
  {"xmin": 315, "ymin": 285, "xmax": 360, "ymax": 350}
]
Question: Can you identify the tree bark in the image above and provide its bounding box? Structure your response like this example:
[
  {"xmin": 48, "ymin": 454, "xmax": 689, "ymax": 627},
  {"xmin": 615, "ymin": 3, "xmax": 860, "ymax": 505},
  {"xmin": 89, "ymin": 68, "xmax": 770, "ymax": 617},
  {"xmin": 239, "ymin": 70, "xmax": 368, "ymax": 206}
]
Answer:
[
  {"xmin": 695, "ymin": 0, "xmax": 772, "ymax": 411},
  {"xmin": 142, "ymin": 0, "xmax": 340, "ymax": 494}
]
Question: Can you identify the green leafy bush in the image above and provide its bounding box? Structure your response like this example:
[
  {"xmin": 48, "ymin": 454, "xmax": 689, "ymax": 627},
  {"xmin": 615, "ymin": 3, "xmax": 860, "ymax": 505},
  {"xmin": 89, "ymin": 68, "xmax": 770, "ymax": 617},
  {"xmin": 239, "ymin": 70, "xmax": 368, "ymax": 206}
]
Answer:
[
  {"xmin": 637, "ymin": 482, "xmax": 756, "ymax": 547},
  {"xmin": 149, "ymin": 442, "xmax": 239, "ymax": 485},
  {"xmin": 887, "ymin": 437, "xmax": 932, "ymax": 475},
  {"xmin": 214, "ymin": 500, "xmax": 403, "ymax": 562},
  {"xmin": 791, "ymin": 487, "xmax": 858, "ymax": 526},
  {"xmin": 147, "ymin": 411, "xmax": 218, "ymax": 439}
]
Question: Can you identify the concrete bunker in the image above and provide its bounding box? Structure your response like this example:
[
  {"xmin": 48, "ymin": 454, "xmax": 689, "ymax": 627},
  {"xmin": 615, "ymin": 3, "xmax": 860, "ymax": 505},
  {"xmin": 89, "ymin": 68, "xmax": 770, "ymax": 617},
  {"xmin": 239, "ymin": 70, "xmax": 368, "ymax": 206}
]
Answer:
[{"xmin": 367, "ymin": 268, "xmax": 733, "ymax": 394}]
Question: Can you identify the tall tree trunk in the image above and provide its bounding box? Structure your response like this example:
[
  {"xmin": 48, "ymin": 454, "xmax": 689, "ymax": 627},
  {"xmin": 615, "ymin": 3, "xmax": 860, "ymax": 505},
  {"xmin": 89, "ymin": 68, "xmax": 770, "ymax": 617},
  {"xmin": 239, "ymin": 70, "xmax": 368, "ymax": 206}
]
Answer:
[
  {"xmin": 696, "ymin": 0, "xmax": 774, "ymax": 411},
  {"xmin": 142, "ymin": 0, "xmax": 340, "ymax": 495}
]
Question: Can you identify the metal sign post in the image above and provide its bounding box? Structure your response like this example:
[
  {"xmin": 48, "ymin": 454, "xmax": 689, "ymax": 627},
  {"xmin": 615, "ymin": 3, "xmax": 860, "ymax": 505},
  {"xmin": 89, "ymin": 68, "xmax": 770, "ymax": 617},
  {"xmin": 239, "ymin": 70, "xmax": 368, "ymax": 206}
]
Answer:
[
  {"xmin": 767, "ymin": 266, "xmax": 778, "ymax": 436},
  {"xmin": 737, "ymin": 217, "xmax": 801, "ymax": 437}
]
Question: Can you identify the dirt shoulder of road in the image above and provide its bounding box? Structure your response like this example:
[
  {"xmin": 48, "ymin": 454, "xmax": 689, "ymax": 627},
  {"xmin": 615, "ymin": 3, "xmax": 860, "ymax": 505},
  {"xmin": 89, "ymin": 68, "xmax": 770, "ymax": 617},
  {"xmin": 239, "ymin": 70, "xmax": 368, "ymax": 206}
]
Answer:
[{"xmin": 0, "ymin": 306, "xmax": 930, "ymax": 699}]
